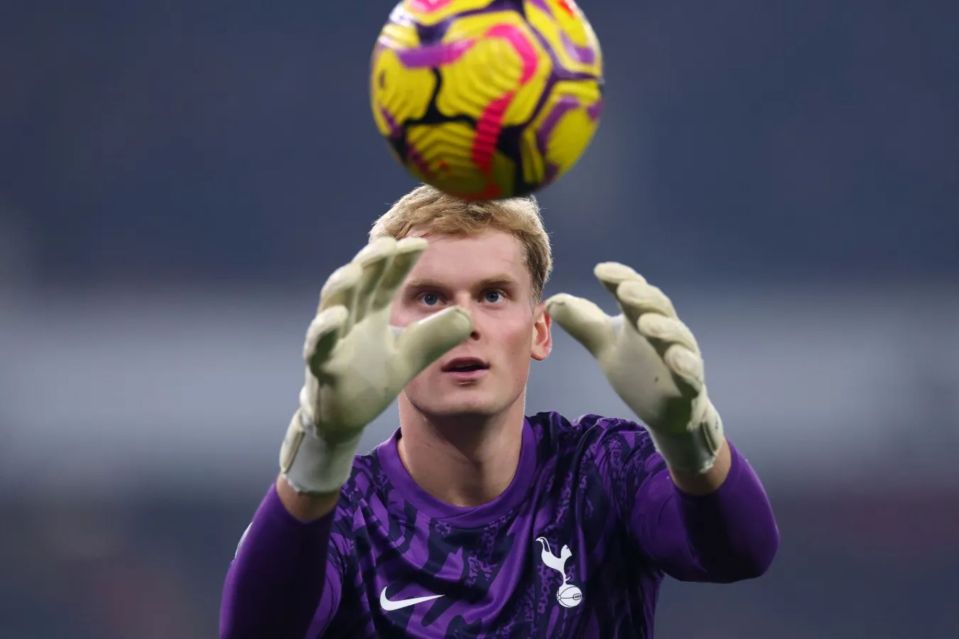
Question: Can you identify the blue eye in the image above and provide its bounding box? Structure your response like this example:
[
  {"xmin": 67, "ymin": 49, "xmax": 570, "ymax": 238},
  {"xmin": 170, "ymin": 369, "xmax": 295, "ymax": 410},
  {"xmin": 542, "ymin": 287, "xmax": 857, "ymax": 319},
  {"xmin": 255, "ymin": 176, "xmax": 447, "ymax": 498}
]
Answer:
[
  {"xmin": 484, "ymin": 290, "xmax": 504, "ymax": 303},
  {"xmin": 421, "ymin": 292, "xmax": 441, "ymax": 306}
]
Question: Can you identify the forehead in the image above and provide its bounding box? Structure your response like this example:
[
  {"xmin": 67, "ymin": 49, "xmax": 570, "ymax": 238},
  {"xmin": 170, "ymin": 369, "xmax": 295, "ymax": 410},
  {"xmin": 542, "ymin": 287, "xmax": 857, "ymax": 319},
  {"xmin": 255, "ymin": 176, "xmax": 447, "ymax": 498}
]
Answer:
[{"xmin": 404, "ymin": 228, "xmax": 531, "ymax": 288}]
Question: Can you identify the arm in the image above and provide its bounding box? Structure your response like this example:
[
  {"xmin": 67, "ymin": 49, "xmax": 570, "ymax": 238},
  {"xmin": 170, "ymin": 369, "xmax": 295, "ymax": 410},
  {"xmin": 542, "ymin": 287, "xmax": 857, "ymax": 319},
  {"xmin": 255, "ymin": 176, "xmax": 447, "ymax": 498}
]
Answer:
[
  {"xmin": 548, "ymin": 263, "xmax": 779, "ymax": 579},
  {"xmin": 220, "ymin": 485, "xmax": 340, "ymax": 639},
  {"xmin": 220, "ymin": 237, "xmax": 473, "ymax": 638},
  {"xmin": 637, "ymin": 440, "xmax": 779, "ymax": 581}
]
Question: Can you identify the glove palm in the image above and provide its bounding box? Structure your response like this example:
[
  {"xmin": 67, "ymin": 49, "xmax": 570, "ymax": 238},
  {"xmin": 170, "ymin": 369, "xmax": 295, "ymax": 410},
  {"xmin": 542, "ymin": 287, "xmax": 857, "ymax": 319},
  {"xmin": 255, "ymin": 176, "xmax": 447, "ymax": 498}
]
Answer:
[
  {"xmin": 281, "ymin": 237, "xmax": 472, "ymax": 493},
  {"xmin": 546, "ymin": 263, "xmax": 723, "ymax": 473}
]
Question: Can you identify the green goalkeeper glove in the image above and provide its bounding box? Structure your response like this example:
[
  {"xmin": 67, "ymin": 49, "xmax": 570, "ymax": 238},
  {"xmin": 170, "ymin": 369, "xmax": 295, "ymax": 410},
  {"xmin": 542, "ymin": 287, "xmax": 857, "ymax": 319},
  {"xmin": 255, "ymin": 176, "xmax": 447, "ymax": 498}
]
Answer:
[
  {"xmin": 546, "ymin": 263, "xmax": 724, "ymax": 474},
  {"xmin": 280, "ymin": 236, "xmax": 473, "ymax": 494}
]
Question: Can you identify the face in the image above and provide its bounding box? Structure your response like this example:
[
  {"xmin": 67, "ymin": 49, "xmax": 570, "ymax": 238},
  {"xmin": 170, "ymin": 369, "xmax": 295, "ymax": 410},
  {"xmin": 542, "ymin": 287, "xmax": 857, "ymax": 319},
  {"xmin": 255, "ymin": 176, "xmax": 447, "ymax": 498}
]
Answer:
[{"xmin": 390, "ymin": 228, "xmax": 552, "ymax": 421}]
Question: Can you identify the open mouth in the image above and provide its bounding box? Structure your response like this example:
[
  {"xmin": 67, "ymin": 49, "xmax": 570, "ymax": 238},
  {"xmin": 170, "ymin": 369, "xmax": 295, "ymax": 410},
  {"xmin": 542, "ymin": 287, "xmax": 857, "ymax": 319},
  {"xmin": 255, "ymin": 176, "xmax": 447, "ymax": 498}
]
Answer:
[{"xmin": 441, "ymin": 357, "xmax": 490, "ymax": 373}]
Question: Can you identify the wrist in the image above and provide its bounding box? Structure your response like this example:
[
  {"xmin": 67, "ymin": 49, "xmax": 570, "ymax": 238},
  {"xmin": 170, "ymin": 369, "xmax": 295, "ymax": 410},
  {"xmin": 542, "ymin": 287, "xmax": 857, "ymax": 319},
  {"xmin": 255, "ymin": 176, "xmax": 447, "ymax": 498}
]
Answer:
[
  {"xmin": 668, "ymin": 437, "xmax": 731, "ymax": 495},
  {"xmin": 279, "ymin": 409, "xmax": 362, "ymax": 495},
  {"xmin": 648, "ymin": 403, "xmax": 724, "ymax": 475},
  {"xmin": 275, "ymin": 473, "xmax": 341, "ymax": 522}
]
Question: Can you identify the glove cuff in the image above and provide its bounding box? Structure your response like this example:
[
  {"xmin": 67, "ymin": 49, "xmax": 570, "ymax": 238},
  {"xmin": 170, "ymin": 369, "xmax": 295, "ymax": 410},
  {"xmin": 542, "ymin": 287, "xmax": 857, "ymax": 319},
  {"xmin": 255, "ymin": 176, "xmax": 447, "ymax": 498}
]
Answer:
[
  {"xmin": 649, "ymin": 405, "xmax": 724, "ymax": 475},
  {"xmin": 279, "ymin": 409, "xmax": 361, "ymax": 495}
]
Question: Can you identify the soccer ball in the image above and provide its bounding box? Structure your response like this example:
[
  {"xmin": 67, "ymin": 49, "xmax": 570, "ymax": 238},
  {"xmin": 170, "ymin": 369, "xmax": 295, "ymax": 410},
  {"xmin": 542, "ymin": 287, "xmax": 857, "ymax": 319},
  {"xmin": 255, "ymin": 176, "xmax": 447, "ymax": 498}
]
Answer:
[
  {"xmin": 370, "ymin": 0, "xmax": 604, "ymax": 200},
  {"xmin": 556, "ymin": 583, "xmax": 583, "ymax": 608}
]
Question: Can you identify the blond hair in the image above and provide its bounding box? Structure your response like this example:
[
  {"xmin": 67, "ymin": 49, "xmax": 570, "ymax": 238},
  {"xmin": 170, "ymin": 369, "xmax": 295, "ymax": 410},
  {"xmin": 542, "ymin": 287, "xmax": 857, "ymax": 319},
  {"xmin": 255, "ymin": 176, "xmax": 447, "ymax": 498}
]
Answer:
[{"xmin": 369, "ymin": 185, "xmax": 553, "ymax": 300}]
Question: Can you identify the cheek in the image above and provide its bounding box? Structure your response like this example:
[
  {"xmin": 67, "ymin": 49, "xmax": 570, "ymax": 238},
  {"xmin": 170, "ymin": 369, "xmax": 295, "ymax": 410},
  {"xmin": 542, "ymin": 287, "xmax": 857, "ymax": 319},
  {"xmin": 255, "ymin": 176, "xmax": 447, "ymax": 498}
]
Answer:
[
  {"xmin": 502, "ymin": 325, "xmax": 535, "ymax": 383},
  {"xmin": 498, "ymin": 315, "xmax": 536, "ymax": 351}
]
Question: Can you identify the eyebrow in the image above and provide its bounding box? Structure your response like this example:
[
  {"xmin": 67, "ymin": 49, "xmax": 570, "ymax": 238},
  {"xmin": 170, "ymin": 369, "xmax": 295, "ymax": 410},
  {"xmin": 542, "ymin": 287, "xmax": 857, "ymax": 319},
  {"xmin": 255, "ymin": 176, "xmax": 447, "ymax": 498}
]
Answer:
[{"xmin": 403, "ymin": 275, "xmax": 520, "ymax": 290}]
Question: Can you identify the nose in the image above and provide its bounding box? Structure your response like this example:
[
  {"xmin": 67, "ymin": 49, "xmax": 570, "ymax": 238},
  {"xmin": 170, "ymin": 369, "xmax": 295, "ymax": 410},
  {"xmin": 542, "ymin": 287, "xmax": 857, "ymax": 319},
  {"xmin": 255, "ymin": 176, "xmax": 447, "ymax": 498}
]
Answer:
[{"xmin": 453, "ymin": 293, "xmax": 482, "ymax": 341}]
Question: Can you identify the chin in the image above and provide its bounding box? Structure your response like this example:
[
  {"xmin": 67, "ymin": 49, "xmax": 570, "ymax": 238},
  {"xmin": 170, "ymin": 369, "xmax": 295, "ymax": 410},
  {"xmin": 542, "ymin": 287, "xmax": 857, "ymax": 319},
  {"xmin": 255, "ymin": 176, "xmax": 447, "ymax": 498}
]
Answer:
[
  {"xmin": 424, "ymin": 401, "xmax": 500, "ymax": 420},
  {"xmin": 408, "ymin": 391, "xmax": 504, "ymax": 421}
]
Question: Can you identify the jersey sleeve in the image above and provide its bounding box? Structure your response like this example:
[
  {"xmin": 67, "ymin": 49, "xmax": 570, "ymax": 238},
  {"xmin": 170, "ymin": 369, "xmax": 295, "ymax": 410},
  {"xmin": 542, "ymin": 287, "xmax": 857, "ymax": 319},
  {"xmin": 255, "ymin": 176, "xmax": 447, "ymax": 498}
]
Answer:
[
  {"xmin": 587, "ymin": 416, "xmax": 779, "ymax": 582},
  {"xmin": 219, "ymin": 484, "xmax": 348, "ymax": 639}
]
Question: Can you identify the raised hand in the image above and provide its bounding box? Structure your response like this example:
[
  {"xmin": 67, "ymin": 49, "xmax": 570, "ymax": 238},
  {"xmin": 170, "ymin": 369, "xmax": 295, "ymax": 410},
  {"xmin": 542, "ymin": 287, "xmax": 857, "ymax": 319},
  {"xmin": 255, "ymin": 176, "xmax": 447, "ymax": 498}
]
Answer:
[
  {"xmin": 280, "ymin": 237, "xmax": 473, "ymax": 494},
  {"xmin": 546, "ymin": 262, "xmax": 724, "ymax": 474}
]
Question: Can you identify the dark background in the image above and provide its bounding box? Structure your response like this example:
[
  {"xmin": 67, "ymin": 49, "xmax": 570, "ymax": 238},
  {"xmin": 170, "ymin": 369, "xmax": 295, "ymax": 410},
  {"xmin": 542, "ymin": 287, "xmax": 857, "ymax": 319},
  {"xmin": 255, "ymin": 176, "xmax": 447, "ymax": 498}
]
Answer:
[{"xmin": 1, "ymin": 1, "xmax": 957, "ymax": 637}]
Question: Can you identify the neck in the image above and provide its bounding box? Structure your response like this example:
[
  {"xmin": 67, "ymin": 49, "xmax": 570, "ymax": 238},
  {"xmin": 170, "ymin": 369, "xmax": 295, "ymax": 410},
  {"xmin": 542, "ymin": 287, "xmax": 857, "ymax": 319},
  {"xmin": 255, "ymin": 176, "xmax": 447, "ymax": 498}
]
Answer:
[{"xmin": 396, "ymin": 396, "xmax": 526, "ymax": 507}]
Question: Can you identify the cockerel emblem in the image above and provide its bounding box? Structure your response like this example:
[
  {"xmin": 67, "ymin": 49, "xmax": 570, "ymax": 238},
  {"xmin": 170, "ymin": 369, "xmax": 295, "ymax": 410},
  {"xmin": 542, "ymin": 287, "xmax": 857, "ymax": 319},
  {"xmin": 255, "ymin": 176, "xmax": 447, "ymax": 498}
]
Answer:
[{"xmin": 535, "ymin": 537, "xmax": 583, "ymax": 608}]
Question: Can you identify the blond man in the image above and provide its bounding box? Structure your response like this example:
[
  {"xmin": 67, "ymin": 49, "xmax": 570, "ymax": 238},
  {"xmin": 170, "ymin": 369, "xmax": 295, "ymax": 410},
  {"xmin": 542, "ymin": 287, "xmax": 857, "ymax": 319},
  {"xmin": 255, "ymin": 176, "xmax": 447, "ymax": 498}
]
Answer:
[{"xmin": 220, "ymin": 185, "xmax": 779, "ymax": 638}]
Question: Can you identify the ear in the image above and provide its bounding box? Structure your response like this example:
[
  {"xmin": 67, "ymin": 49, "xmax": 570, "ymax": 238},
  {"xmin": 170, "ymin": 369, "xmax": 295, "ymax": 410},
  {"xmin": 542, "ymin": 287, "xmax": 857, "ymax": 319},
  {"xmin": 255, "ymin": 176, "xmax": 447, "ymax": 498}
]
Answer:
[{"xmin": 530, "ymin": 301, "xmax": 552, "ymax": 361}]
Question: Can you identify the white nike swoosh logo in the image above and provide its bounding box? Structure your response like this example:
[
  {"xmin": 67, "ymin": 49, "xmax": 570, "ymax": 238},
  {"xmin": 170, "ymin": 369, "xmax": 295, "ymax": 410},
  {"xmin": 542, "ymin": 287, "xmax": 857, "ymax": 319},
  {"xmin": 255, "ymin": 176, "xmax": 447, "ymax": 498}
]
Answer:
[{"xmin": 379, "ymin": 586, "xmax": 444, "ymax": 611}]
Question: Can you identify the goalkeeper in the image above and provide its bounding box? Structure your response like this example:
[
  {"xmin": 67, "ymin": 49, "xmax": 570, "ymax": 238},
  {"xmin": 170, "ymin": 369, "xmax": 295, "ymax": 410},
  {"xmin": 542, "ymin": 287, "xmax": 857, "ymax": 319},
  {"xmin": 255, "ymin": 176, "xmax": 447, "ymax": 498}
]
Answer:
[{"xmin": 220, "ymin": 186, "xmax": 779, "ymax": 638}]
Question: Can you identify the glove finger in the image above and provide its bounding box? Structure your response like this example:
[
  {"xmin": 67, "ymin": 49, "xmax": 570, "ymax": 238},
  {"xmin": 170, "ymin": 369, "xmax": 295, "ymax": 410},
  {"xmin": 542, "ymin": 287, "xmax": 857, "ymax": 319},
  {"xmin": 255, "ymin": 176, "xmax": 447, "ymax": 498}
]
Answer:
[
  {"xmin": 371, "ymin": 236, "xmax": 429, "ymax": 312},
  {"xmin": 395, "ymin": 306, "xmax": 473, "ymax": 375},
  {"xmin": 617, "ymin": 280, "xmax": 677, "ymax": 325},
  {"xmin": 545, "ymin": 293, "xmax": 614, "ymax": 358},
  {"xmin": 637, "ymin": 313, "xmax": 700, "ymax": 354},
  {"xmin": 304, "ymin": 305, "xmax": 350, "ymax": 378},
  {"xmin": 663, "ymin": 343, "xmax": 704, "ymax": 398},
  {"xmin": 594, "ymin": 262, "xmax": 647, "ymax": 299},
  {"xmin": 352, "ymin": 237, "xmax": 397, "ymax": 323},
  {"xmin": 317, "ymin": 262, "xmax": 362, "ymax": 330}
]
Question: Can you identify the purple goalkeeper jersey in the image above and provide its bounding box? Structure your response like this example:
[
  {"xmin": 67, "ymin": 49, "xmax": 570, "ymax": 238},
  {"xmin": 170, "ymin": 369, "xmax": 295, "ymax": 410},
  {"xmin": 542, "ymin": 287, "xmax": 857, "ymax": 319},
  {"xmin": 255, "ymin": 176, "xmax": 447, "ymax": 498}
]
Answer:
[{"xmin": 221, "ymin": 412, "xmax": 779, "ymax": 638}]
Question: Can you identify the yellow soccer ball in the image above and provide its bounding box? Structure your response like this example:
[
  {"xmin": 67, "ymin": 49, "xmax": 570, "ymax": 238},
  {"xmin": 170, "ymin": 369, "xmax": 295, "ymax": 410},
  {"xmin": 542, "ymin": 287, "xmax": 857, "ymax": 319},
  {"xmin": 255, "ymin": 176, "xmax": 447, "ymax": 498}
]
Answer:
[{"xmin": 370, "ymin": 0, "xmax": 604, "ymax": 200}]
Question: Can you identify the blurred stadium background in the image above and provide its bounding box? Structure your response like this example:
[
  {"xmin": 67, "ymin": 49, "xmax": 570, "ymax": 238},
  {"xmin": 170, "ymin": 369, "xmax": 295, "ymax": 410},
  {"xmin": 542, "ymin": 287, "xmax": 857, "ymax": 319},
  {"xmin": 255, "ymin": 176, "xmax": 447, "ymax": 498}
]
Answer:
[{"xmin": 2, "ymin": 1, "xmax": 957, "ymax": 637}]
